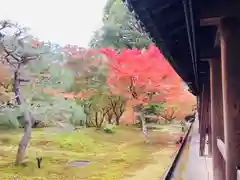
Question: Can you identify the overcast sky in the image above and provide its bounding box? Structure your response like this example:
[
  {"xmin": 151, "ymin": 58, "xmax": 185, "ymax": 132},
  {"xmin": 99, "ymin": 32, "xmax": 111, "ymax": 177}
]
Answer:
[{"xmin": 1, "ymin": 0, "xmax": 108, "ymax": 47}]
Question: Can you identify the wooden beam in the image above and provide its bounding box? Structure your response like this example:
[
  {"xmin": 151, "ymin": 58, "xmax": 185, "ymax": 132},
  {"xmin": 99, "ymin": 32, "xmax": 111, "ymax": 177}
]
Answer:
[
  {"xmin": 200, "ymin": 17, "xmax": 221, "ymax": 27},
  {"xmin": 200, "ymin": 58, "xmax": 211, "ymax": 62},
  {"xmin": 214, "ymin": 28, "xmax": 220, "ymax": 47},
  {"xmin": 217, "ymin": 139, "xmax": 226, "ymax": 161},
  {"xmin": 220, "ymin": 17, "xmax": 240, "ymax": 180},
  {"xmin": 200, "ymin": 1, "xmax": 240, "ymax": 23},
  {"xmin": 200, "ymin": 47, "xmax": 220, "ymax": 60}
]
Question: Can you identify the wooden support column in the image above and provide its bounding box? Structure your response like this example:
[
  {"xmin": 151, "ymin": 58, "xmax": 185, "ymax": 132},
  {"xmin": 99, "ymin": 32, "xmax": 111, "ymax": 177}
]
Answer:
[
  {"xmin": 199, "ymin": 84, "xmax": 210, "ymax": 156},
  {"xmin": 199, "ymin": 87, "xmax": 205, "ymax": 156},
  {"xmin": 198, "ymin": 91, "xmax": 203, "ymax": 133},
  {"xmin": 209, "ymin": 58, "xmax": 225, "ymax": 180},
  {"xmin": 208, "ymin": 98, "xmax": 212, "ymax": 156},
  {"xmin": 220, "ymin": 17, "xmax": 240, "ymax": 180}
]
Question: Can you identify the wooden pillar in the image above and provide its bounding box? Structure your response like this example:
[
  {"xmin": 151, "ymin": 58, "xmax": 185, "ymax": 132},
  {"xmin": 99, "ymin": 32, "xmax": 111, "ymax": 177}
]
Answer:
[
  {"xmin": 208, "ymin": 98, "xmax": 212, "ymax": 156},
  {"xmin": 199, "ymin": 84, "xmax": 210, "ymax": 156},
  {"xmin": 198, "ymin": 94, "xmax": 202, "ymax": 133},
  {"xmin": 197, "ymin": 96, "xmax": 200, "ymax": 131},
  {"xmin": 198, "ymin": 91, "xmax": 203, "ymax": 132},
  {"xmin": 209, "ymin": 58, "xmax": 225, "ymax": 180},
  {"xmin": 199, "ymin": 87, "xmax": 205, "ymax": 156},
  {"xmin": 220, "ymin": 17, "xmax": 240, "ymax": 180}
]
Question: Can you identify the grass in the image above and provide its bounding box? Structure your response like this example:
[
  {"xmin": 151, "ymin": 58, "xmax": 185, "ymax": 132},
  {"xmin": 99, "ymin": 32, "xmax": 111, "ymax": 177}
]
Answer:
[{"xmin": 0, "ymin": 125, "xmax": 183, "ymax": 180}]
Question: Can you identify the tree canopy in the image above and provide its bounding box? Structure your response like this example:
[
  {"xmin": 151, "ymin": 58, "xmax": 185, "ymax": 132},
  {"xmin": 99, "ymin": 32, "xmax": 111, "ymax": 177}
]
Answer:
[
  {"xmin": 0, "ymin": 16, "xmax": 194, "ymax": 168},
  {"xmin": 89, "ymin": 0, "xmax": 152, "ymax": 49},
  {"xmin": 100, "ymin": 44, "xmax": 183, "ymax": 141}
]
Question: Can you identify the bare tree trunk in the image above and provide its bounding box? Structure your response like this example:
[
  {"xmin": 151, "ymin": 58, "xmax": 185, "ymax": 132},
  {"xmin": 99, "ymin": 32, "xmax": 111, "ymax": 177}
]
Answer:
[
  {"xmin": 99, "ymin": 118, "xmax": 105, "ymax": 128},
  {"xmin": 94, "ymin": 112, "xmax": 99, "ymax": 129},
  {"xmin": 140, "ymin": 113, "xmax": 148, "ymax": 143},
  {"xmin": 115, "ymin": 116, "xmax": 120, "ymax": 125},
  {"xmin": 84, "ymin": 114, "xmax": 90, "ymax": 128},
  {"xmin": 107, "ymin": 112, "xmax": 113, "ymax": 124},
  {"xmin": 15, "ymin": 110, "xmax": 32, "ymax": 165},
  {"xmin": 13, "ymin": 66, "xmax": 32, "ymax": 165},
  {"xmin": 135, "ymin": 105, "xmax": 149, "ymax": 143},
  {"xmin": 85, "ymin": 115, "xmax": 94, "ymax": 127}
]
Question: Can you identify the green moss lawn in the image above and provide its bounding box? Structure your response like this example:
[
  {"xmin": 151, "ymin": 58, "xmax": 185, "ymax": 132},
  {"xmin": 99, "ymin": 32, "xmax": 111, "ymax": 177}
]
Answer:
[{"xmin": 0, "ymin": 126, "xmax": 182, "ymax": 180}]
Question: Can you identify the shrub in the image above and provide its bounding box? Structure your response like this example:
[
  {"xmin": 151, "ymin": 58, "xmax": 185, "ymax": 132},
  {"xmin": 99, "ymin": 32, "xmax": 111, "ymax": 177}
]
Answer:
[{"xmin": 103, "ymin": 124, "xmax": 116, "ymax": 133}]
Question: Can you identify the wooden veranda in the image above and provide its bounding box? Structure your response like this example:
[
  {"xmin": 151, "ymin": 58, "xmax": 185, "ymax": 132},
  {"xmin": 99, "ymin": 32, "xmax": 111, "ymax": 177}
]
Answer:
[{"xmin": 124, "ymin": 0, "xmax": 240, "ymax": 179}]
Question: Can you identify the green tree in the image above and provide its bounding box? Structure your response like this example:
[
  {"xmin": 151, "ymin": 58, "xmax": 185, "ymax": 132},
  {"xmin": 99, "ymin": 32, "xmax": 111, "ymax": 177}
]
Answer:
[
  {"xmin": 89, "ymin": 0, "xmax": 152, "ymax": 49},
  {"xmin": 108, "ymin": 95, "xmax": 126, "ymax": 125},
  {"xmin": 64, "ymin": 45, "xmax": 112, "ymax": 128},
  {"xmin": 0, "ymin": 20, "xmax": 81, "ymax": 164}
]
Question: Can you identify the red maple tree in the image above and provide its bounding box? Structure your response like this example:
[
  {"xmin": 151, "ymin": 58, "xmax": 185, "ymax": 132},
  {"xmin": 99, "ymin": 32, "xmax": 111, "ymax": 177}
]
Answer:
[
  {"xmin": 100, "ymin": 44, "xmax": 182, "ymax": 141},
  {"xmin": 100, "ymin": 44, "xmax": 182, "ymax": 106}
]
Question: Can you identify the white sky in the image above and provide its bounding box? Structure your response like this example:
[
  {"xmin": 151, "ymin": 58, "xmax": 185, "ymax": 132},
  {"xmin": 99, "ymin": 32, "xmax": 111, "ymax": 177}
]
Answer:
[{"xmin": 1, "ymin": 0, "xmax": 108, "ymax": 47}]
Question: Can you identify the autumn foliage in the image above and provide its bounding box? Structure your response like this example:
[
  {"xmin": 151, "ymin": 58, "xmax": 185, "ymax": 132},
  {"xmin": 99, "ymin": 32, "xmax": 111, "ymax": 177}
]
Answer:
[
  {"xmin": 64, "ymin": 45, "xmax": 103, "ymax": 74},
  {"xmin": 100, "ymin": 44, "xmax": 182, "ymax": 106},
  {"xmin": 49, "ymin": 44, "xmax": 194, "ymax": 126}
]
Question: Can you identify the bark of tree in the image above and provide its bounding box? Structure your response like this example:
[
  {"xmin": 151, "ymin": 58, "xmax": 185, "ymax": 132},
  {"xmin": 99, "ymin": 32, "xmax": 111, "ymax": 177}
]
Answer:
[
  {"xmin": 107, "ymin": 113, "xmax": 113, "ymax": 124},
  {"xmin": 115, "ymin": 116, "xmax": 120, "ymax": 125},
  {"xmin": 94, "ymin": 109, "xmax": 110, "ymax": 129},
  {"xmin": 14, "ymin": 66, "xmax": 32, "ymax": 165},
  {"xmin": 159, "ymin": 107, "xmax": 176, "ymax": 124},
  {"xmin": 15, "ymin": 110, "xmax": 32, "ymax": 164},
  {"xmin": 94, "ymin": 112, "xmax": 100, "ymax": 129},
  {"xmin": 134, "ymin": 105, "xmax": 148, "ymax": 143},
  {"xmin": 83, "ymin": 103, "xmax": 92, "ymax": 128},
  {"xmin": 109, "ymin": 97, "xmax": 125, "ymax": 126}
]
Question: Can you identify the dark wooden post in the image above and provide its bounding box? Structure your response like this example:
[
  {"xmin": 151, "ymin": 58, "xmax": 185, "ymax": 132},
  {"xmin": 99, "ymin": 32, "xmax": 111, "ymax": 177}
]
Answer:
[
  {"xmin": 198, "ymin": 93, "xmax": 203, "ymax": 133},
  {"xmin": 197, "ymin": 96, "xmax": 199, "ymax": 132},
  {"xmin": 199, "ymin": 84, "xmax": 210, "ymax": 156},
  {"xmin": 199, "ymin": 86, "xmax": 206, "ymax": 156},
  {"xmin": 209, "ymin": 58, "xmax": 225, "ymax": 180},
  {"xmin": 198, "ymin": 90, "xmax": 202, "ymax": 132},
  {"xmin": 208, "ymin": 98, "xmax": 212, "ymax": 156},
  {"xmin": 220, "ymin": 17, "xmax": 240, "ymax": 180}
]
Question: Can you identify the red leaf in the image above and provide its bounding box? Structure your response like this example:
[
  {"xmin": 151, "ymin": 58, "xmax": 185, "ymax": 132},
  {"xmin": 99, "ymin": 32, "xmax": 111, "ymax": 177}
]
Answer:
[
  {"xmin": 101, "ymin": 44, "xmax": 183, "ymax": 106},
  {"xmin": 32, "ymin": 41, "xmax": 40, "ymax": 47}
]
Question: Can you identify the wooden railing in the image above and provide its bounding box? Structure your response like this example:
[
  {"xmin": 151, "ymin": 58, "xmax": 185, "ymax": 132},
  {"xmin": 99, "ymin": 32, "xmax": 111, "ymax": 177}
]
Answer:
[
  {"xmin": 216, "ymin": 138, "xmax": 226, "ymax": 160},
  {"xmin": 160, "ymin": 122, "xmax": 193, "ymax": 180},
  {"xmin": 238, "ymin": 170, "xmax": 240, "ymax": 180},
  {"xmin": 216, "ymin": 139, "xmax": 240, "ymax": 180}
]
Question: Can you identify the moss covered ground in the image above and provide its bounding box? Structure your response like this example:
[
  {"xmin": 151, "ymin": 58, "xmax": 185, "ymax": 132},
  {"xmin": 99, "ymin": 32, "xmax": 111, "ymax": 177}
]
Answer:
[{"xmin": 0, "ymin": 126, "xmax": 182, "ymax": 180}]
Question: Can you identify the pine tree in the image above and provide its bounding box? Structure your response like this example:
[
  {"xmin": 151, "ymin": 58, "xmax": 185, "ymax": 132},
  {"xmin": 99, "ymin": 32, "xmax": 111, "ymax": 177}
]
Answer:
[{"xmin": 0, "ymin": 20, "xmax": 83, "ymax": 164}]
